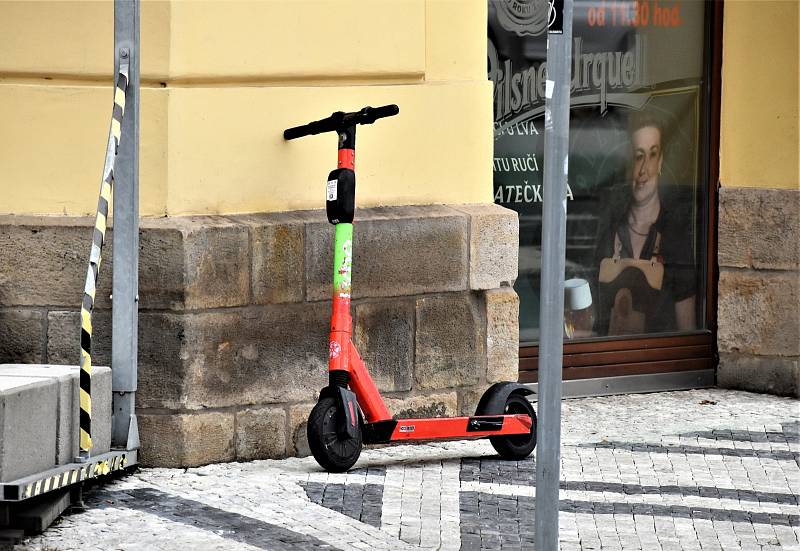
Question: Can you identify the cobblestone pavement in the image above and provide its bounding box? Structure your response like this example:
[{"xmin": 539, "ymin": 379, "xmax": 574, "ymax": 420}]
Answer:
[{"xmin": 18, "ymin": 389, "xmax": 800, "ymax": 550}]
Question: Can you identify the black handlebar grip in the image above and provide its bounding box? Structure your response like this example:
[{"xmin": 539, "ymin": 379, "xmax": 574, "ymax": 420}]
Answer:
[
  {"xmin": 284, "ymin": 111, "xmax": 346, "ymax": 140},
  {"xmin": 283, "ymin": 125, "xmax": 310, "ymax": 140},
  {"xmin": 363, "ymin": 104, "xmax": 399, "ymax": 123}
]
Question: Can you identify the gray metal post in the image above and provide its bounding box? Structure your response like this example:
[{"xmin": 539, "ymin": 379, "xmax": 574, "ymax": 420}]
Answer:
[
  {"xmin": 534, "ymin": 1, "xmax": 573, "ymax": 549},
  {"xmin": 111, "ymin": 0, "xmax": 140, "ymax": 451}
]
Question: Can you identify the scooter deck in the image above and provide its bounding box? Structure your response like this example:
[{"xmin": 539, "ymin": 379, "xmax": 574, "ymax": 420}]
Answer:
[{"xmin": 362, "ymin": 414, "xmax": 532, "ymax": 444}]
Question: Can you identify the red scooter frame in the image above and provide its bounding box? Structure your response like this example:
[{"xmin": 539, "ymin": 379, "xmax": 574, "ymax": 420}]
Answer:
[{"xmin": 285, "ymin": 106, "xmax": 536, "ymax": 472}]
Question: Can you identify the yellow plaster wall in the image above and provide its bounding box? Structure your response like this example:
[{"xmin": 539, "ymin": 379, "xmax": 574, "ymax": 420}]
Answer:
[
  {"xmin": 0, "ymin": 83, "xmax": 168, "ymax": 216},
  {"xmin": 167, "ymin": 0, "xmax": 426, "ymax": 82},
  {"xmin": 166, "ymin": 82, "xmax": 491, "ymax": 215},
  {"xmin": 0, "ymin": 0, "xmax": 492, "ymax": 216},
  {"xmin": 0, "ymin": 1, "xmax": 171, "ymax": 80},
  {"xmin": 720, "ymin": 1, "xmax": 799, "ymax": 189},
  {"xmin": 426, "ymin": 0, "xmax": 487, "ymax": 82}
]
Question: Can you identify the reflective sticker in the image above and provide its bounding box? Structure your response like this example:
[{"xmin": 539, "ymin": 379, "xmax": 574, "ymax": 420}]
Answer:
[
  {"xmin": 348, "ymin": 401, "xmax": 356, "ymax": 427},
  {"xmin": 545, "ymin": 79, "xmax": 555, "ymax": 99}
]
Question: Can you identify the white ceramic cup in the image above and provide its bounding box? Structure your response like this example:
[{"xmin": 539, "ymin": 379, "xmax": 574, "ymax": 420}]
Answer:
[{"xmin": 564, "ymin": 278, "xmax": 592, "ymax": 311}]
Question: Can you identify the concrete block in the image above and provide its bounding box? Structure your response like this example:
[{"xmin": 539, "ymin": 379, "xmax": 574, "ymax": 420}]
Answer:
[
  {"xmin": 718, "ymin": 187, "xmax": 800, "ymax": 270},
  {"xmin": 452, "ymin": 204, "xmax": 519, "ymax": 289},
  {"xmin": 0, "ymin": 364, "xmax": 112, "ymax": 463},
  {"xmin": 485, "ymin": 287, "xmax": 520, "ymax": 383},
  {"xmin": 305, "ymin": 205, "xmax": 468, "ymax": 301},
  {"xmin": 91, "ymin": 365, "xmax": 112, "ymax": 456},
  {"xmin": 415, "ymin": 293, "xmax": 484, "ymax": 390},
  {"xmin": 0, "ymin": 376, "xmax": 57, "ymax": 482},
  {"xmin": 353, "ymin": 300, "xmax": 414, "ymax": 392},
  {"xmin": 718, "ymin": 353, "xmax": 799, "ymax": 398},
  {"xmin": 234, "ymin": 406, "xmax": 287, "ymax": 461},
  {"xmin": 229, "ymin": 212, "xmax": 307, "ymax": 304},
  {"xmin": 288, "ymin": 403, "xmax": 315, "ymax": 457},
  {"xmin": 718, "ymin": 269, "xmax": 800, "ymax": 357},
  {"xmin": 384, "ymin": 392, "xmax": 458, "ymax": 419},
  {"xmin": 0, "ymin": 309, "xmax": 45, "ymax": 364},
  {"xmin": 0, "ymin": 365, "xmax": 74, "ymax": 466},
  {"xmin": 138, "ymin": 411, "xmax": 234, "ymax": 468}
]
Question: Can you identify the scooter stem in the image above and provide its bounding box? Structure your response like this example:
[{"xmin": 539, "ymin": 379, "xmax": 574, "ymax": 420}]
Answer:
[{"xmin": 329, "ymin": 222, "xmax": 354, "ymax": 373}]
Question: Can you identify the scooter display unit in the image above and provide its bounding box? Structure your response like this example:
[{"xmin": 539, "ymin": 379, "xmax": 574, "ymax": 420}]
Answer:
[{"xmin": 284, "ymin": 105, "xmax": 537, "ymax": 472}]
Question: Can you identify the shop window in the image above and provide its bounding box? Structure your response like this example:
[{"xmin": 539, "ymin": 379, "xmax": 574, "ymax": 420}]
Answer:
[{"xmin": 489, "ymin": 0, "xmax": 713, "ymax": 345}]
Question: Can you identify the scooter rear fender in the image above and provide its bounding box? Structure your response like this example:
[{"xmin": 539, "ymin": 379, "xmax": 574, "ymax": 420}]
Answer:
[{"xmin": 475, "ymin": 382, "xmax": 535, "ymax": 416}]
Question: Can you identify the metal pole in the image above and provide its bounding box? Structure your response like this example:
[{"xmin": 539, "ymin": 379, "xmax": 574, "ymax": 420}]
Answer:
[
  {"xmin": 535, "ymin": 1, "xmax": 573, "ymax": 549},
  {"xmin": 111, "ymin": 0, "xmax": 140, "ymax": 451}
]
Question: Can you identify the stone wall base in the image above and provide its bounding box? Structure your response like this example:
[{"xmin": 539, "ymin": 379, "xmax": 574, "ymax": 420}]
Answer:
[
  {"xmin": 0, "ymin": 204, "xmax": 520, "ymax": 467},
  {"xmin": 717, "ymin": 353, "xmax": 799, "ymax": 397},
  {"xmin": 717, "ymin": 186, "xmax": 799, "ymax": 398}
]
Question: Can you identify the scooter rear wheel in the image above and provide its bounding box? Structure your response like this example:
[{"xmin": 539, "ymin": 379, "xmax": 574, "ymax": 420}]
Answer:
[
  {"xmin": 489, "ymin": 394, "xmax": 537, "ymax": 460},
  {"xmin": 307, "ymin": 396, "xmax": 362, "ymax": 472}
]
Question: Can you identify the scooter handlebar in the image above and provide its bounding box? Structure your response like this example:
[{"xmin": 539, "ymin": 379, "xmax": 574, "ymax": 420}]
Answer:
[{"xmin": 283, "ymin": 104, "xmax": 399, "ymax": 140}]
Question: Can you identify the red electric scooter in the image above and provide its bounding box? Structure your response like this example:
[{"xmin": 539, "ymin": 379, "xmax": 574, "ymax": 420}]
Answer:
[{"xmin": 284, "ymin": 105, "xmax": 537, "ymax": 472}]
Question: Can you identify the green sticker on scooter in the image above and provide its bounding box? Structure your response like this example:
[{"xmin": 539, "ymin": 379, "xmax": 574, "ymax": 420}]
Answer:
[{"xmin": 333, "ymin": 223, "xmax": 353, "ymax": 297}]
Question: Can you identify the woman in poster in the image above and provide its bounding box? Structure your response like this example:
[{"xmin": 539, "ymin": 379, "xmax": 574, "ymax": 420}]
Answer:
[{"xmin": 593, "ymin": 112, "xmax": 697, "ymax": 336}]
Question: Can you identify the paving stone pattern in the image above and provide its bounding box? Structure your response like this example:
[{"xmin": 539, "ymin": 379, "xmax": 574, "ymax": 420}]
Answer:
[
  {"xmin": 301, "ymin": 482, "xmax": 385, "ymax": 528},
  {"xmin": 18, "ymin": 389, "xmax": 800, "ymax": 550}
]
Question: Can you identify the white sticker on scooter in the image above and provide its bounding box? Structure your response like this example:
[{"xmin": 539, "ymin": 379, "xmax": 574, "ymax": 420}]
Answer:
[
  {"xmin": 399, "ymin": 425, "xmax": 415, "ymax": 433},
  {"xmin": 327, "ymin": 180, "xmax": 338, "ymax": 201},
  {"xmin": 329, "ymin": 340, "xmax": 341, "ymax": 359}
]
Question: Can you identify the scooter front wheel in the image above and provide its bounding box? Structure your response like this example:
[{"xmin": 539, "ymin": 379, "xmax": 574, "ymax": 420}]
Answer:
[
  {"xmin": 489, "ymin": 394, "xmax": 537, "ymax": 460},
  {"xmin": 307, "ymin": 396, "xmax": 362, "ymax": 472}
]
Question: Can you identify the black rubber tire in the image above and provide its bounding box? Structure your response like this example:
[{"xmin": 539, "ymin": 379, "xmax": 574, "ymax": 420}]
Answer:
[
  {"xmin": 307, "ymin": 396, "xmax": 362, "ymax": 472},
  {"xmin": 489, "ymin": 394, "xmax": 537, "ymax": 460}
]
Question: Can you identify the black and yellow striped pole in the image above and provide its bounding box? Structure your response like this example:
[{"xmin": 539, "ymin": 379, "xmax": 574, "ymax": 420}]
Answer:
[{"xmin": 79, "ymin": 56, "xmax": 129, "ymax": 455}]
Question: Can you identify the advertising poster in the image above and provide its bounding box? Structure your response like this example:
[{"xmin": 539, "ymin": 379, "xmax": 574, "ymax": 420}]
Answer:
[{"xmin": 489, "ymin": 0, "xmax": 710, "ymax": 342}]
